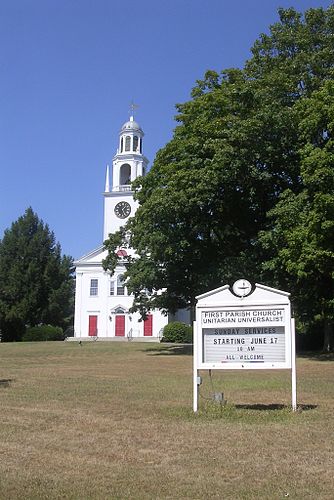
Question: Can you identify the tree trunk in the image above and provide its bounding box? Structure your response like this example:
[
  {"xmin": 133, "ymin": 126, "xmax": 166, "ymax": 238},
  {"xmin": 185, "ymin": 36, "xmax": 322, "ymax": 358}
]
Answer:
[
  {"xmin": 323, "ymin": 320, "xmax": 334, "ymax": 352},
  {"xmin": 189, "ymin": 298, "xmax": 197, "ymax": 323}
]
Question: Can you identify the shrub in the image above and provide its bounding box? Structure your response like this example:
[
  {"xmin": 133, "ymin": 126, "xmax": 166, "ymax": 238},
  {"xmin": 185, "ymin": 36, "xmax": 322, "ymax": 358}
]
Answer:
[
  {"xmin": 22, "ymin": 325, "xmax": 64, "ymax": 342},
  {"xmin": 162, "ymin": 322, "xmax": 192, "ymax": 343}
]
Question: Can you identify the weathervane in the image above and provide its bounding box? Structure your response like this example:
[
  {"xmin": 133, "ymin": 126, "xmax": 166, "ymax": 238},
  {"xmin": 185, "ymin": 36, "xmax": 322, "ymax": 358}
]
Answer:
[{"xmin": 129, "ymin": 100, "xmax": 139, "ymax": 119}]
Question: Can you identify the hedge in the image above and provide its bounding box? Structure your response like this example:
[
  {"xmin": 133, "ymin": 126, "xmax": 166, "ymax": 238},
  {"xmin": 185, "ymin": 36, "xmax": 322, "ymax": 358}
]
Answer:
[{"xmin": 22, "ymin": 325, "xmax": 64, "ymax": 342}]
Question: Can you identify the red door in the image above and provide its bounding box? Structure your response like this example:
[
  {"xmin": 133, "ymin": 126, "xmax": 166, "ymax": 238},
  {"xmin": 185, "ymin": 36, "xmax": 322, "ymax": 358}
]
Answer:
[
  {"xmin": 144, "ymin": 315, "xmax": 153, "ymax": 336},
  {"xmin": 115, "ymin": 315, "xmax": 125, "ymax": 337},
  {"xmin": 88, "ymin": 315, "xmax": 98, "ymax": 336}
]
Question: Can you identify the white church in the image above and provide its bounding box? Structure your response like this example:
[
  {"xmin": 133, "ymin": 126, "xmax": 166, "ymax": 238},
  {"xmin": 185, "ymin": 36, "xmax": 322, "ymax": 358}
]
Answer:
[{"xmin": 73, "ymin": 114, "xmax": 171, "ymax": 340}]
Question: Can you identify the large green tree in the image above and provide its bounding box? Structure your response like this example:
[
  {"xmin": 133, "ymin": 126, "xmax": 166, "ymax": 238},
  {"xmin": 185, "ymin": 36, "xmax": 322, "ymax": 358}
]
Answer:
[
  {"xmin": 0, "ymin": 208, "xmax": 74, "ymax": 341},
  {"xmin": 104, "ymin": 6, "xmax": 334, "ymax": 341},
  {"xmin": 260, "ymin": 81, "xmax": 334, "ymax": 351}
]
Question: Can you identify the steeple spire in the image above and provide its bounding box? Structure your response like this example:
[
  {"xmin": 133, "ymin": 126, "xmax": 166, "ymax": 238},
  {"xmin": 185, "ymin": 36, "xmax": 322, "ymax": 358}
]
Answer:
[{"xmin": 104, "ymin": 165, "xmax": 110, "ymax": 192}]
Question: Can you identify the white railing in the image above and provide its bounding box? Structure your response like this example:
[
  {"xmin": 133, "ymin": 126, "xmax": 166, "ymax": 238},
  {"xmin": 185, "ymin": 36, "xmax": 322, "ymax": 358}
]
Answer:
[{"xmin": 113, "ymin": 185, "xmax": 132, "ymax": 192}]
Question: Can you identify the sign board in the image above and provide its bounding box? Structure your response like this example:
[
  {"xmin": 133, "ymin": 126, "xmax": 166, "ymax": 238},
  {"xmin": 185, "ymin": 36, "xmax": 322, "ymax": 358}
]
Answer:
[
  {"xmin": 193, "ymin": 281, "xmax": 297, "ymax": 411},
  {"xmin": 201, "ymin": 306, "xmax": 291, "ymax": 369}
]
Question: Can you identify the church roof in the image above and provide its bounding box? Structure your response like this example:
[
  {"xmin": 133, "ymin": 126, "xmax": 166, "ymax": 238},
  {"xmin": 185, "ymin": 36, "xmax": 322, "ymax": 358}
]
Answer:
[
  {"xmin": 74, "ymin": 245, "xmax": 106, "ymax": 266},
  {"xmin": 74, "ymin": 245, "xmax": 134, "ymax": 267}
]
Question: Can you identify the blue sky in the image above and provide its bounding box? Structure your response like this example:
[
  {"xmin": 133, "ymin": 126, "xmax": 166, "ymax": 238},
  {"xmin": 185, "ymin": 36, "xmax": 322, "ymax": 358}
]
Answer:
[{"xmin": 1, "ymin": 0, "xmax": 332, "ymax": 259}]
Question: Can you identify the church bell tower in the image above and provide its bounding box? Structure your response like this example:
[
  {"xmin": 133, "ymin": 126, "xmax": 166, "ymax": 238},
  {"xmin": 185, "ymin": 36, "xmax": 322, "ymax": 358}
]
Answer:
[{"xmin": 103, "ymin": 115, "xmax": 148, "ymax": 240}]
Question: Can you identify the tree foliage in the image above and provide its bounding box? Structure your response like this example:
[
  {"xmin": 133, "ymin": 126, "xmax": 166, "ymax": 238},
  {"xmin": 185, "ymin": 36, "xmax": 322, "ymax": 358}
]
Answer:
[
  {"xmin": 260, "ymin": 81, "xmax": 334, "ymax": 351},
  {"xmin": 0, "ymin": 208, "xmax": 74, "ymax": 341},
  {"xmin": 104, "ymin": 6, "xmax": 334, "ymax": 350}
]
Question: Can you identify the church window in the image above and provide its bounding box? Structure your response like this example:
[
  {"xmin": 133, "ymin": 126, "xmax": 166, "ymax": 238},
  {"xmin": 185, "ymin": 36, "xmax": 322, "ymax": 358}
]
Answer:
[
  {"xmin": 133, "ymin": 135, "xmax": 139, "ymax": 151},
  {"xmin": 125, "ymin": 136, "xmax": 131, "ymax": 151},
  {"xmin": 116, "ymin": 249, "xmax": 128, "ymax": 258},
  {"xmin": 90, "ymin": 279, "xmax": 98, "ymax": 296},
  {"xmin": 110, "ymin": 281, "xmax": 115, "ymax": 295},
  {"xmin": 120, "ymin": 137, "xmax": 123, "ymax": 152},
  {"xmin": 117, "ymin": 274, "xmax": 125, "ymax": 296},
  {"xmin": 120, "ymin": 163, "xmax": 131, "ymax": 185}
]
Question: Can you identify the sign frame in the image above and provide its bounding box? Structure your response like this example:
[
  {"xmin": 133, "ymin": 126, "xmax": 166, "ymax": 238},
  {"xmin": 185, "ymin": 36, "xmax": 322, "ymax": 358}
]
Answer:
[{"xmin": 193, "ymin": 282, "xmax": 297, "ymax": 412}]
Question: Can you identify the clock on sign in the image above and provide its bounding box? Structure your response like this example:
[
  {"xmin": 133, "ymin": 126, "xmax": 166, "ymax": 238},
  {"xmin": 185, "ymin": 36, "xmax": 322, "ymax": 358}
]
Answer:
[{"xmin": 232, "ymin": 279, "xmax": 252, "ymax": 297}]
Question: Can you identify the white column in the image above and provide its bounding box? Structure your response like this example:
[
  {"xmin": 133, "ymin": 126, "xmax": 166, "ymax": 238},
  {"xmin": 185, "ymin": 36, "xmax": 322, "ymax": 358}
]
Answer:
[{"xmin": 74, "ymin": 271, "xmax": 83, "ymax": 338}]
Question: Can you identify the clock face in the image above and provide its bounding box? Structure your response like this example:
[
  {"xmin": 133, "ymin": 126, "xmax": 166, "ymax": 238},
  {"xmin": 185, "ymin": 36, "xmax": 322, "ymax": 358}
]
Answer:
[
  {"xmin": 114, "ymin": 201, "xmax": 131, "ymax": 219},
  {"xmin": 232, "ymin": 279, "xmax": 252, "ymax": 297}
]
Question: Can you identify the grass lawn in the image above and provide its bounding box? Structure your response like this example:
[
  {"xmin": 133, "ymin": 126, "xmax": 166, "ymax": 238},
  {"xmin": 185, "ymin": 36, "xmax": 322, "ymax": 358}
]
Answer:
[{"xmin": 0, "ymin": 341, "xmax": 333, "ymax": 499}]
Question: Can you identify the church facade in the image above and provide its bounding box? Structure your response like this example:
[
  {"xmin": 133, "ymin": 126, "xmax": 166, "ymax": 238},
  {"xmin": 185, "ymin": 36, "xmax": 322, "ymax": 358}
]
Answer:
[{"xmin": 73, "ymin": 115, "xmax": 169, "ymax": 340}]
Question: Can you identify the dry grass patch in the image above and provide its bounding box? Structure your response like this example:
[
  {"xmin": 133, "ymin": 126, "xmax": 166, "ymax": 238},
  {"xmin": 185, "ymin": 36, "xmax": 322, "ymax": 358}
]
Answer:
[{"xmin": 0, "ymin": 341, "xmax": 333, "ymax": 499}]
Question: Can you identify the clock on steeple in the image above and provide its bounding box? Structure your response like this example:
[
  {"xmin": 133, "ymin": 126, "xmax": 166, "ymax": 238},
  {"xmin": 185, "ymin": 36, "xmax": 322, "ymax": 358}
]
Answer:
[
  {"xmin": 103, "ymin": 113, "xmax": 148, "ymax": 240},
  {"xmin": 114, "ymin": 201, "xmax": 131, "ymax": 219}
]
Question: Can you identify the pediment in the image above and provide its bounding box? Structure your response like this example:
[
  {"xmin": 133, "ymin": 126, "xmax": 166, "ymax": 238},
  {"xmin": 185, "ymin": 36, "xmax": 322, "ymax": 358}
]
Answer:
[
  {"xmin": 74, "ymin": 245, "xmax": 108, "ymax": 266},
  {"xmin": 110, "ymin": 304, "xmax": 128, "ymax": 314},
  {"xmin": 196, "ymin": 282, "xmax": 290, "ymax": 307}
]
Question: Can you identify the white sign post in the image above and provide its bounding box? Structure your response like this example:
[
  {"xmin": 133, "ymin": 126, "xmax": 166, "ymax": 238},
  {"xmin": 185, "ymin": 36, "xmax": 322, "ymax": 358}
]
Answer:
[{"xmin": 193, "ymin": 281, "xmax": 297, "ymax": 412}]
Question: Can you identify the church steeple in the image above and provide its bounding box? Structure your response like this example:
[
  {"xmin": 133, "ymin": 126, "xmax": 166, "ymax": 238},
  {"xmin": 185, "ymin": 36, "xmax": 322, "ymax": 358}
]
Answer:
[
  {"xmin": 103, "ymin": 113, "xmax": 148, "ymax": 240},
  {"xmin": 110, "ymin": 114, "xmax": 147, "ymax": 191}
]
